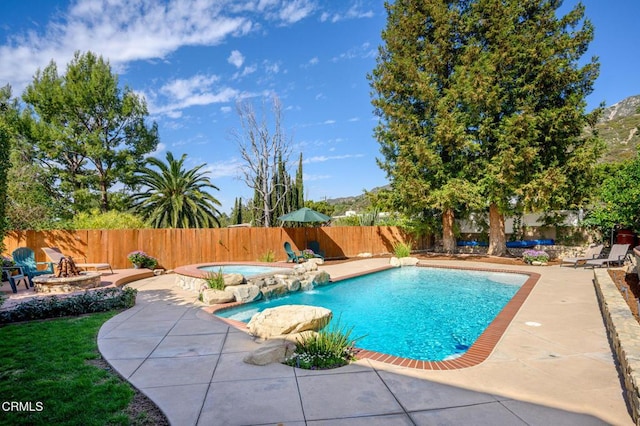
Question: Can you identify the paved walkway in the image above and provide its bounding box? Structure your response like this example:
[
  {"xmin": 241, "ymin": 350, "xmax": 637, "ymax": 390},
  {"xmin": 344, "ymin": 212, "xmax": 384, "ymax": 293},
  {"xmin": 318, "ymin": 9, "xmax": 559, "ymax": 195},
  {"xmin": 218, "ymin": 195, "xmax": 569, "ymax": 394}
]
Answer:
[{"xmin": 97, "ymin": 259, "xmax": 632, "ymax": 425}]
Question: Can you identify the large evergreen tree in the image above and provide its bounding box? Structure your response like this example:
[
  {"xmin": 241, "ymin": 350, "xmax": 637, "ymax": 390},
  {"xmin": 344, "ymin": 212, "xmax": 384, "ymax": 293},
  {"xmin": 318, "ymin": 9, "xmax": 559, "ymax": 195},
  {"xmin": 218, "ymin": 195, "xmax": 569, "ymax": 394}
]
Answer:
[
  {"xmin": 23, "ymin": 51, "xmax": 159, "ymax": 213},
  {"xmin": 370, "ymin": 0, "xmax": 601, "ymax": 255},
  {"xmin": 370, "ymin": 0, "xmax": 480, "ymax": 253}
]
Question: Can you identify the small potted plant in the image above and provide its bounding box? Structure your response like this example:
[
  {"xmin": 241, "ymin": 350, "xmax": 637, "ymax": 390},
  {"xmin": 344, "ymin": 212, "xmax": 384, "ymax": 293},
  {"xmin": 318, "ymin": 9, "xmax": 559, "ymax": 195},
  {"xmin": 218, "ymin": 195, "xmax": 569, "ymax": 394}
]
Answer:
[
  {"xmin": 302, "ymin": 249, "xmax": 316, "ymax": 259},
  {"xmin": 522, "ymin": 249, "xmax": 549, "ymax": 265},
  {"xmin": 127, "ymin": 251, "xmax": 158, "ymax": 269},
  {"xmin": 2, "ymin": 255, "xmax": 14, "ymax": 267}
]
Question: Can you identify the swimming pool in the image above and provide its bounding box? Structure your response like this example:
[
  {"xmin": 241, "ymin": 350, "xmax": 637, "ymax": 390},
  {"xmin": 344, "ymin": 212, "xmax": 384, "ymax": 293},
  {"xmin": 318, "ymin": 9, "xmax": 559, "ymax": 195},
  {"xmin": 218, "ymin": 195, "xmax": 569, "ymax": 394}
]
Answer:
[
  {"xmin": 217, "ymin": 266, "xmax": 528, "ymax": 361},
  {"xmin": 199, "ymin": 264, "xmax": 289, "ymax": 277}
]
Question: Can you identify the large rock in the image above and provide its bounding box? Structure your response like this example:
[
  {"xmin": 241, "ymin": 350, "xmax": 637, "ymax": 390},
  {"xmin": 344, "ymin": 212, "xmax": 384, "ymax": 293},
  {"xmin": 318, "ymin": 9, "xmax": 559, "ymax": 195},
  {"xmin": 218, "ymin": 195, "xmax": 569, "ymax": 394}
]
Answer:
[
  {"xmin": 201, "ymin": 289, "xmax": 235, "ymax": 305},
  {"xmin": 223, "ymin": 273, "xmax": 245, "ymax": 286},
  {"xmin": 243, "ymin": 340, "xmax": 296, "ymax": 365},
  {"xmin": 400, "ymin": 257, "xmax": 419, "ymax": 266},
  {"xmin": 260, "ymin": 283, "xmax": 288, "ymax": 299},
  {"xmin": 309, "ymin": 270, "xmax": 330, "ymax": 287},
  {"xmin": 247, "ymin": 305, "xmax": 332, "ymax": 339},
  {"xmin": 230, "ymin": 284, "xmax": 261, "ymax": 303}
]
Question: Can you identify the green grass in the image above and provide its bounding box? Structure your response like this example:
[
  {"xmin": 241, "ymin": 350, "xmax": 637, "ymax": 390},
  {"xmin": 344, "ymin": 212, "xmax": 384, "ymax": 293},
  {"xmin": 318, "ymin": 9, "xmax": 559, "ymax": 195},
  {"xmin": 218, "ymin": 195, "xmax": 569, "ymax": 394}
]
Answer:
[{"xmin": 0, "ymin": 312, "xmax": 151, "ymax": 425}]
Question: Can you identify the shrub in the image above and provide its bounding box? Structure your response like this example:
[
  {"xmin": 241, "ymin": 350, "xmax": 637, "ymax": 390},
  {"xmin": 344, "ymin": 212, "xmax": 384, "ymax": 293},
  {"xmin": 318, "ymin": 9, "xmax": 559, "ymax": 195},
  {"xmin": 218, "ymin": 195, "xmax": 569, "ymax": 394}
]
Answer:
[
  {"xmin": 205, "ymin": 269, "xmax": 225, "ymax": 290},
  {"xmin": 285, "ymin": 318, "xmax": 364, "ymax": 370},
  {"xmin": 126, "ymin": 250, "xmax": 158, "ymax": 269},
  {"xmin": 393, "ymin": 241, "xmax": 412, "ymax": 258},
  {"xmin": 302, "ymin": 249, "xmax": 315, "ymax": 259},
  {"xmin": 258, "ymin": 250, "xmax": 275, "ymax": 262},
  {"xmin": 2, "ymin": 255, "xmax": 13, "ymax": 267},
  {"xmin": 522, "ymin": 249, "xmax": 549, "ymax": 264},
  {"xmin": 0, "ymin": 287, "xmax": 138, "ymax": 324}
]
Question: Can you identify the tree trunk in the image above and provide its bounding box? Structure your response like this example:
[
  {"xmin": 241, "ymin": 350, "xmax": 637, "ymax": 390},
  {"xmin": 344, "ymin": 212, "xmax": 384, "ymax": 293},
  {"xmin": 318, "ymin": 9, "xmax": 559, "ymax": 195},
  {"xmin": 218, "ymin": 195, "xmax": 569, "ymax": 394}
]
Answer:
[
  {"xmin": 442, "ymin": 208, "xmax": 456, "ymax": 254},
  {"xmin": 487, "ymin": 203, "xmax": 506, "ymax": 256}
]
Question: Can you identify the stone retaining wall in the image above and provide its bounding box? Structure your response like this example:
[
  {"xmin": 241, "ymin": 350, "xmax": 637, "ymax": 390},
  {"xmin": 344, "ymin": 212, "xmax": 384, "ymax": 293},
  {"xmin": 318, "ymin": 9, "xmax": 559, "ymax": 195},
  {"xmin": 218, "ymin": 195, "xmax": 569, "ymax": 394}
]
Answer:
[{"xmin": 593, "ymin": 269, "xmax": 640, "ymax": 425}]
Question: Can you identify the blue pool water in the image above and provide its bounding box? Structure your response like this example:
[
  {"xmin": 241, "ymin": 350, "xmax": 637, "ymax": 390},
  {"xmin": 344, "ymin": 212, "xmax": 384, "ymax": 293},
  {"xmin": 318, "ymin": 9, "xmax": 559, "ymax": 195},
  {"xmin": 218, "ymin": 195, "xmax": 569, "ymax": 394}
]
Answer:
[
  {"xmin": 217, "ymin": 267, "xmax": 527, "ymax": 361},
  {"xmin": 199, "ymin": 265, "xmax": 288, "ymax": 277}
]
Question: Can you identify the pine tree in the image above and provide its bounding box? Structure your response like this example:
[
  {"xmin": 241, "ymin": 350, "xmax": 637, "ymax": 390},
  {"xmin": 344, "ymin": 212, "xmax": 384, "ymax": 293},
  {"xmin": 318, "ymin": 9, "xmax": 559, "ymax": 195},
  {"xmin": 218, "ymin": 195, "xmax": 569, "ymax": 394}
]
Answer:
[{"xmin": 370, "ymin": 0, "xmax": 601, "ymax": 255}]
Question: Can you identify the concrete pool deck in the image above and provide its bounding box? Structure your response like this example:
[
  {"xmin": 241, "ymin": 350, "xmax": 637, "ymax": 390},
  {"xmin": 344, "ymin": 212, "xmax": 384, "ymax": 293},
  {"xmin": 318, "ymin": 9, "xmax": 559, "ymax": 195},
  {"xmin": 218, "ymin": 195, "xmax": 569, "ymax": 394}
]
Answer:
[{"xmin": 97, "ymin": 258, "xmax": 632, "ymax": 425}]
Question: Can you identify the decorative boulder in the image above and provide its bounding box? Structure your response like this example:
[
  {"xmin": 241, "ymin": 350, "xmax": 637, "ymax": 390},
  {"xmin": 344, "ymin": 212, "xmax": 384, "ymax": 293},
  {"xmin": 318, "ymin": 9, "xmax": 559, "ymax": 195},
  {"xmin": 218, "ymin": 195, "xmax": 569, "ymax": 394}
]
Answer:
[
  {"xmin": 243, "ymin": 340, "xmax": 296, "ymax": 366},
  {"xmin": 285, "ymin": 278, "xmax": 301, "ymax": 292},
  {"xmin": 390, "ymin": 257, "xmax": 401, "ymax": 267},
  {"xmin": 247, "ymin": 305, "xmax": 332, "ymax": 339},
  {"xmin": 260, "ymin": 283, "xmax": 288, "ymax": 299},
  {"xmin": 309, "ymin": 270, "xmax": 330, "ymax": 287},
  {"xmin": 230, "ymin": 284, "xmax": 261, "ymax": 303},
  {"xmin": 201, "ymin": 289, "xmax": 235, "ymax": 305},
  {"xmin": 399, "ymin": 257, "xmax": 419, "ymax": 266},
  {"xmin": 223, "ymin": 273, "xmax": 245, "ymax": 286}
]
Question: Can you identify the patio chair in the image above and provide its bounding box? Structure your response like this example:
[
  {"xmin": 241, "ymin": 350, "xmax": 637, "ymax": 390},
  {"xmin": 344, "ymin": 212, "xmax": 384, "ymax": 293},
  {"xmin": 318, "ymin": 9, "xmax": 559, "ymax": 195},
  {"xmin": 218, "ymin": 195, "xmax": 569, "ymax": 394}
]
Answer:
[
  {"xmin": 560, "ymin": 244, "xmax": 604, "ymax": 268},
  {"xmin": 284, "ymin": 242, "xmax": 305, "ymax": 263},
  {"xmin": 12, "ymin": 247, "xmax": 54, "ymax": 285},
  {"xmin": 2, "ymin": 266, "xmax": 29, "ymax": 293},
  {"xmin": 307, "ymin": 240, "xmax": 325, "ymax": 259},
  {"xmin": 42, "ymin": 247, "xmax": 113, "ymax": 274},
  {"xmin": 585, "ymin": 244, "xmax": 630, "ymax": 268}
]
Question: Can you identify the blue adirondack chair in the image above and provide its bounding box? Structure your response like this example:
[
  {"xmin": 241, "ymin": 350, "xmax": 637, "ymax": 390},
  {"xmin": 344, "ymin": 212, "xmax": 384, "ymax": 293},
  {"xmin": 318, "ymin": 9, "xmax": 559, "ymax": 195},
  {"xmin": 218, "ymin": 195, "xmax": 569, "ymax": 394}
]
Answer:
[
  {"xmin": 12, "ymin": 247, "xmax": 54, "ymax": 285},
  {"xmin": 307, "ymin": 240, "xmax": 325, "ymax": 259},
  {"xmin": 284, "ymin": 242, "xmax": 305, "ymax": 263}
]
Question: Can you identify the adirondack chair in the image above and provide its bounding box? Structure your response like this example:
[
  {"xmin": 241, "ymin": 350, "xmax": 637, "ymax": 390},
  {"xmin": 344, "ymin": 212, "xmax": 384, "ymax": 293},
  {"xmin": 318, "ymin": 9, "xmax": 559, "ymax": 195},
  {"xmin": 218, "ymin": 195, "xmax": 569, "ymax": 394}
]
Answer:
[
  {"xmin": 307, "ymin": 240, "xmax": 325, "ymax": 259},
  {"xmin": 12, "ymin": 247, "xmax": 54, "ymax": 285},
  {"xmin": 284, "ymin": 242, "xmax": 305, "ymax": 263}
]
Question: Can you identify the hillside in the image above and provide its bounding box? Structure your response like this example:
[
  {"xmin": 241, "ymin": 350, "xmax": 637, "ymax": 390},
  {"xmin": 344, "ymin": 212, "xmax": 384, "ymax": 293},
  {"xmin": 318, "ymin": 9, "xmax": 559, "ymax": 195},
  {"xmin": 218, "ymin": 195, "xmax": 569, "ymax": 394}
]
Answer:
[{"xmin": 596, "ymin": 94, "xmax": 640, "ymax": 162}]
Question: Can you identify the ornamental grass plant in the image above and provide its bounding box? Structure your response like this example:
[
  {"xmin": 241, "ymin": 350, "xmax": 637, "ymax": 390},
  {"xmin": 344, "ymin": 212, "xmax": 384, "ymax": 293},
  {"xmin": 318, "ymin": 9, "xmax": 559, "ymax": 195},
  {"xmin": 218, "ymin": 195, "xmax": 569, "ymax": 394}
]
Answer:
[
  {"xmin": 285, "ymin": 317, "xmax": 364, "ymax": 370},
  {"xmin": 393, "ymin": 241, "xmax": 412, "ymax": 258}
]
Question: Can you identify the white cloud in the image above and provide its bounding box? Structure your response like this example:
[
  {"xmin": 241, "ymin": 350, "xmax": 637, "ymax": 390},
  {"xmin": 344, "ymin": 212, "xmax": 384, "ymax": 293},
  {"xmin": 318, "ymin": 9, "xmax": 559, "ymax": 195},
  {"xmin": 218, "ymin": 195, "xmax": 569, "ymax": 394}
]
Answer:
[
  {"xmin": 279, "ymin": 0, "xmax": 316, "ymax": 24},
  {"xmin": 303, "ymin": 173, "xmax": 331, "ymax": 181},
  {"xmin": 304, "ymin": 154, "xmax": 364, "ymax": 163},
  {"xmin": 332, "ymin": 42, "xmax": 376, "ymax": 62},
  {"xmin": 220, "ymin": 106, "xmax": 232, "ymax": 113},
  {"xmin": 228, "ymin": 50, "xmax": 245, "ymax": 68},
  {"xmin": 202, "ymin": 158, "xmax": 244, "ymax": 179},
  {"xmin": 0, "ymin": 0, "xmax": 317, "ymax": 94},
  {"xmin": 320, "ymin": 2, "xmax": 374, "ymax": 23},
  {"xmin": 323, "ymin": 119, "xmax": 336, "ymax": 125},
  {"xmin": 147, "ymin": 74, "xmax": 238, "ymax": 116}
]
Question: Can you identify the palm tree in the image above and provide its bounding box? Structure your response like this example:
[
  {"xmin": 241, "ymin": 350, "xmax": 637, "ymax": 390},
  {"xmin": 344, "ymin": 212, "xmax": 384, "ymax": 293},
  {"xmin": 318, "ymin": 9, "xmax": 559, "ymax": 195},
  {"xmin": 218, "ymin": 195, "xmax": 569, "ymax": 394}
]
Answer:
[{"xmin": 131, "ymin": 152, "xmax": 222, "ymax": 228}]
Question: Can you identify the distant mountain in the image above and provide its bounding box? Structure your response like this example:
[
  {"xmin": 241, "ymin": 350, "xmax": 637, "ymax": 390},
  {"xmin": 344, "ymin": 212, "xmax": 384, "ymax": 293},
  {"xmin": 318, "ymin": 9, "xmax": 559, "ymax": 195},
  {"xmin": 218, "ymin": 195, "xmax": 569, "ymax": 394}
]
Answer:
[
  {"xmin": 325, "ymin": 185, "xmax": 389, "ymax": 215},
  {"xmin": 596, "ymin": 95, "xmax": 640, "ymax": 162}
]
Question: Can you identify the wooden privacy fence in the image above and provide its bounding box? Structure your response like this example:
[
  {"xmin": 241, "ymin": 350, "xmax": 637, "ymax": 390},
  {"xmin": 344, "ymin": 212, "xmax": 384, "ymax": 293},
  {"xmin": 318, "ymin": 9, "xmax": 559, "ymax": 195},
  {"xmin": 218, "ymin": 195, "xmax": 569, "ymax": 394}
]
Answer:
[{"xmin": 3, "ymin": 226, "xmax": 432, "ymax": 270}]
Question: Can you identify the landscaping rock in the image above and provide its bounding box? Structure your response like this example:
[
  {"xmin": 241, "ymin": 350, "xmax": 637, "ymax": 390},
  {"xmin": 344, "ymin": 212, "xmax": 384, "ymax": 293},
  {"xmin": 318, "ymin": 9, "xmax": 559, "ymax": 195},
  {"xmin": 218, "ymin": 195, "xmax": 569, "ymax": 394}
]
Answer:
[
  {"xmin": 201, "ymin": 289, "xmax": 235, "ymax": 305},
  {"xmin": 390, "ymin": 257, "xmax": 401, "ymax": 267},
  {"xmin": 230, "ymin": 284, "xmax": 261, "ymax": 303},
  {"xmin": 309, "ymin": 270, "xmax": 330, "ymax": 287},
  {"xmin": 247, "ymin": 305, "xmax": 332, "ymax": 339},
  {"xmin": 223, "ymin": 273, "xmax": 245, "ymax": 286},
  {"xmin": 243, "ymin": 340, "xmax": 296, "ymax": 366},
  {"xmin": 261, "ymin": 283, "xmax": 288, "ymax": 299},
  {"xmin": 285, "ymin": 278, "xmax": 301, "ymax": 292},
  {"xmin": 400, "ymin": 257, "xmax": 419, "ymax": 266}
]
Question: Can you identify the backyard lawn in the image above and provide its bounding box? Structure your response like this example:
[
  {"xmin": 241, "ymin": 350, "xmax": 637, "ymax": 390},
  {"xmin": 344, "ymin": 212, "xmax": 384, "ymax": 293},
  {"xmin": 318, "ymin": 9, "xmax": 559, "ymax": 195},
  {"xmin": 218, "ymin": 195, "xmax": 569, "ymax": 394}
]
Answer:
[{"xmin": 0, "ymin": 312, "xmax": 166, "ymax": 425}]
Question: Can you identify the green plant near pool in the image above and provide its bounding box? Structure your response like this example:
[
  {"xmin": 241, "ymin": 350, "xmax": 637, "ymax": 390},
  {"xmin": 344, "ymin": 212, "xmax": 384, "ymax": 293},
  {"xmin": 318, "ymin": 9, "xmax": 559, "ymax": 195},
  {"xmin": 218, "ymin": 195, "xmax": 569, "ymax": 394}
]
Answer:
[
  {"xmin": 205, "ymin": 269, "xmax": 225, "ymax": 290},
  {"xmin": 285, "ymin": 318, "xmax": 364, "ymax": 370},
  {"xmin": 258, "ymin": 249, "xmax": 276, "ymax": 262},
  {"xmin": 393, "ymin": 241, "xmax": 412, "ymax": 258}
]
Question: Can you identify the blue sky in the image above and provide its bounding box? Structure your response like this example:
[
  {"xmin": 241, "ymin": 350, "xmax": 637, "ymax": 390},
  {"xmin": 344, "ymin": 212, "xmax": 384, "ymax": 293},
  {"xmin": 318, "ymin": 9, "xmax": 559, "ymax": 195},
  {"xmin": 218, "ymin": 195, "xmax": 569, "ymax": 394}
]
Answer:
[{"xmin": 0, "ymin": 0, "xmax": 639, "ymax": 214}]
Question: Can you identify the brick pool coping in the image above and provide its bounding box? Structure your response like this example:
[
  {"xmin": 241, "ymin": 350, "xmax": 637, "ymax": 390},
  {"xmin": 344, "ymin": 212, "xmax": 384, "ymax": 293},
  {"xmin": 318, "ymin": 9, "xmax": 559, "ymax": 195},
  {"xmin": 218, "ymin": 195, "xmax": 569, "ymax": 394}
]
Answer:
[{"xmin": 207, "ymin": 262, "xmax": 540, "ymax": 370}]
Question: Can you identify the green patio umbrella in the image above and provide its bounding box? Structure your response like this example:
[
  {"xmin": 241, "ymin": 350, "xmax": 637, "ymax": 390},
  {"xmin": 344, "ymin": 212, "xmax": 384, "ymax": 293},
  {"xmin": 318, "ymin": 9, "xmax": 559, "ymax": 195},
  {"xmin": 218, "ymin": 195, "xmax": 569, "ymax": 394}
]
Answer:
[
  {"xmin": 278, "ymin": 207, "xmax": 331, "ymax": 254},
  {"xmin": 278, "ymin": 207, "xmax": 331, "ymax": 224}
]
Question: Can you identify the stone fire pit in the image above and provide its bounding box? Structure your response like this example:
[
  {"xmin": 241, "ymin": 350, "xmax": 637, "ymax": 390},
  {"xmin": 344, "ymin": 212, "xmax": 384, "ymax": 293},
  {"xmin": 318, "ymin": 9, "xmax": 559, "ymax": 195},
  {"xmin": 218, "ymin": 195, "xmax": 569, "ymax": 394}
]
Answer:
[{"xmin": 32, "ymin": 272, "xmax": 102, "ymax": 293}]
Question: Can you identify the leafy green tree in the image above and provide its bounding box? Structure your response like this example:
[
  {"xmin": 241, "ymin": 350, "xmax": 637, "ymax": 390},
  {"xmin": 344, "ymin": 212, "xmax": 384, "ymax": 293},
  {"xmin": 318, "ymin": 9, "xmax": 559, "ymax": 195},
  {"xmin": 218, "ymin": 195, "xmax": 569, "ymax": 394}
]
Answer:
[
  {"xmin": 0, "ymin": 95, "xmax": 10, "ymax": 249},
  {"xmin": 585, "ymin": 155, "xmax": 640, "ymax": 237},
  {"xmin": 370, "ymin": 0, "xmax": 481, "ymax": 253},
  {"xmin": 460, "ymin": 0, "xmax": 602, "ymax": 255},
  {"xmin": 370, "ymin": 0, "xmax": 601, "ymax": 255},
  {"xmin": 131, "ymin": 152, "xmax": 222, "ymax": 228},
  {"xmin": 62, "ymin": 209, "xmax": 148, "ymax": 230},
  {"xmin": 23, "ymin": 51, "xmax": 158, "ymax": 213},
  {"xmin": 304, "ymin": 200, "xmax": 334, "ymax": 217}
]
